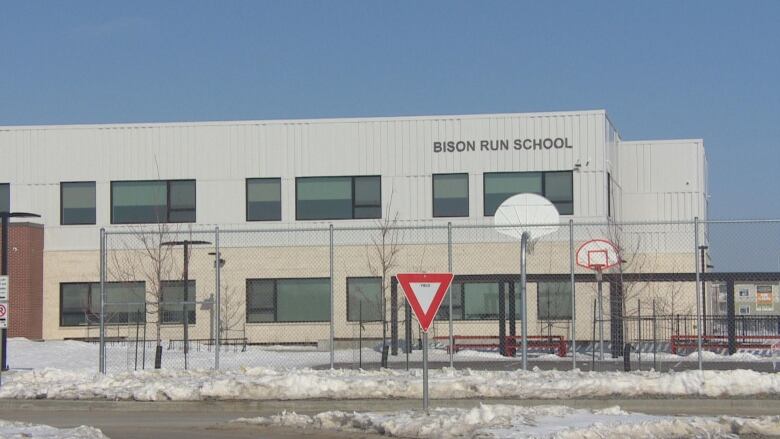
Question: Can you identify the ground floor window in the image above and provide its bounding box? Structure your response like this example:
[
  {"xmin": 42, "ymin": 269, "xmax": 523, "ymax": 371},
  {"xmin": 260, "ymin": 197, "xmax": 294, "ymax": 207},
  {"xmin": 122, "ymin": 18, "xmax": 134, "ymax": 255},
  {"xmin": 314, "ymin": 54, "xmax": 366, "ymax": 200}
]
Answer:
[
  {"xmin": 347, "ymin": 277, "xmax": 382, "ymax": 322},
  {"xmin": 60, "ymin": 281, "xmax": 145, "ymax": 327},
  {"xmin": 246, "ymin": 278, "xmax": 330, "ymax": 323},
  {"xmin": 436, "ymin": 279, "xmax": 521, "ymax": 321},
  {"xmin": 537, "ymin": 281, "xmax": 572, "ymax": 320},
  {"xmin": 161, "ymin": 280, "xmax": 196, "ymax": 324}
]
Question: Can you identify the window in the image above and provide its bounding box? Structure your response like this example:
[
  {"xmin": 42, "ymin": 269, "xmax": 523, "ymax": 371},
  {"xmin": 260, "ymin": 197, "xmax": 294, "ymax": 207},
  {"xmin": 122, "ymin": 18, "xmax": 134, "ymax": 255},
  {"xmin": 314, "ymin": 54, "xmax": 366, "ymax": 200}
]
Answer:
[
  {"xmin": 483, "ymin": 171, "xmax": 573, "ymax": 216},
  {"xmin": 537, "ymin": 282, "xmax": 572, "ymax": 320},
  {"xmin": 246, "ymin": 178, "xmax": 281, "ymax": 221},
  {"xmin": 60, "ymin": 282, "xmax": 145, "ymax": 327},
  {"xmin": 61, "ymin": 182, "xmax": 96, "ymax": 225},
  {"xmin": 347, "ymin": 277, "xmax": 382, "ymax": 322},
  {"xmin": 161, "ymin": 280, "xmax": 196, "ymax": 324},
  {"xmin": 436, "ymin": 279, "xmax": 520, "ymax": 321},
  {"xmin": 739, "ymin": 305, "xmax": 750, "ymax": 315},
  {"xmin": 246, "ymin": 278, "xmax": 330, "ymax": 322},
  {"xmin": 739, "ymin": 288, "xmax": 750, "ymax": 298},
  {"xmin": 436, "ymin": 280, "xmax": 464, "ymax": 320},
  {"xmin": 296, "ymin": 176, "xmax": 381, "ymax": 220},
  {"xmin": 111, "ymin": 180, "xmax": 195, "ymax": 224},
  {"xmin": 0, "ymin": 183, "xmax": 8, "ymax": 214},
  {"xmin": 433, "ymin": 174, "xmax": 469, "ymax": 217}
]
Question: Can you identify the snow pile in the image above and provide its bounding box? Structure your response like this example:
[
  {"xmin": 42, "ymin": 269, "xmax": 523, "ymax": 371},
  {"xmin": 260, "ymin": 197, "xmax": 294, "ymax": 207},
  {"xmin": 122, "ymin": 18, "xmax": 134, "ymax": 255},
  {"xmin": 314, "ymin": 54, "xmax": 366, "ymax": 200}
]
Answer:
[
  {"xmin": 233, "ymin": 404, "xmax": 780, "ymax": 438},
  {"xmin": 2, "ymin": 367, "xmax": 780, "ymax": 401},
  {"xmin": 0, "ymin": 420, "xmax": 108, "ymax": 439}
]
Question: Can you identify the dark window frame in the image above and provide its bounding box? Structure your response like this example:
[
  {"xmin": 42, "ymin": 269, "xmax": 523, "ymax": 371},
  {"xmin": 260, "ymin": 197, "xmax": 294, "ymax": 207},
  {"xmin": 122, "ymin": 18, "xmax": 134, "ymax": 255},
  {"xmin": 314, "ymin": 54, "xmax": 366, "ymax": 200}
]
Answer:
[
  {"xmin": 59, "ymin": 281, "xmax": 146, "ymax": 327},
  {"xmin": 295, "ymin": 175, "xmax": 382, "ymax": 221},
  {"xmin": 245, "ymin": 178, "xmax": 282, "ymax": 222},
  {"xmin": 346, "ymin": 276, "xmax": 382, "ymax": 322},
  {"xmin": 246, "ymin": 277, "xmax": 331, "ymax": 323},
  {"xmin": 432, "ymin": 173, "xmax": 470, "ymax": 218},
  {"xmin": 110, "ymin": 179, "xmax": 196, "ymax": 225},
  {"xmin": 482, "ymin": 170, "xmax": 574, "ymax": 216},
  {"xmin": 60, "ymin": 181, "xmax": 97, "ymax": 225}
]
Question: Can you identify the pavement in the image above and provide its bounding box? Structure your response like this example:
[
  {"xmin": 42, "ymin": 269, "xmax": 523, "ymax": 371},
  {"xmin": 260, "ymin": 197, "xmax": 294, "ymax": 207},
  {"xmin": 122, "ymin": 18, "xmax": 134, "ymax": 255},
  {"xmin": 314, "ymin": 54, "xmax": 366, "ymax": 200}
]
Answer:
[{"xmin": 2, "ymin": 398, "xmax": 780, "ymax": 439}]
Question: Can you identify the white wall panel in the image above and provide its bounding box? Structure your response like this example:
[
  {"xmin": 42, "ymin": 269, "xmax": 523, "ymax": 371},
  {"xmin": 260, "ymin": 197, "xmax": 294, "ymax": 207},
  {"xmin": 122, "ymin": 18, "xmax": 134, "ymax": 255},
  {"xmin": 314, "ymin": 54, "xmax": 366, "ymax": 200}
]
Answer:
[{"xmin": 0, "ymin": 110, "xmax": 710, "ymax": 251}]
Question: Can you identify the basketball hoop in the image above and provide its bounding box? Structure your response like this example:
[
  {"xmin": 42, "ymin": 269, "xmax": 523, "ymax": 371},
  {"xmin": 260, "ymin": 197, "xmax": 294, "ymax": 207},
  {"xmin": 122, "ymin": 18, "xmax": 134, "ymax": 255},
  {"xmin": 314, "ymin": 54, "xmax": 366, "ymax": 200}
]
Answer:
[{"xmin": 575, "ymin": 239, "xmax": 620, "ymax": 362}]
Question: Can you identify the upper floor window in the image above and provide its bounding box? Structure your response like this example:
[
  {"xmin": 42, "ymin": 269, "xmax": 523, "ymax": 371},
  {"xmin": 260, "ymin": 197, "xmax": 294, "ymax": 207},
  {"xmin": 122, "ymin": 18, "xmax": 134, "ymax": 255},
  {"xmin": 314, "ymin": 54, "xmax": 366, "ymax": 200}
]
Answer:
[
  {"xmin": 296, "ymin": 176, "xmax": 380, "ymax": 220},
  {"xmin": 246, "ymin": 178, "xmax": 281, "ymax": 221},
  {"xmin": 0, "ymin": 183, "xmax": 8, "ymax": 214},
  {"xmin": 111, "ymin": 180, "xmax": 195, "ymax": 224},
  {"xmin": 483, "ymin": 171, "xmax": 573, "ymax": 216},
  {"xmin": 433, "ymin": 173, "xmax": 469, "ymax": 217},
  {"xmin": 61, "ymin": 182, "xmax": 96, "ymax": 225}
]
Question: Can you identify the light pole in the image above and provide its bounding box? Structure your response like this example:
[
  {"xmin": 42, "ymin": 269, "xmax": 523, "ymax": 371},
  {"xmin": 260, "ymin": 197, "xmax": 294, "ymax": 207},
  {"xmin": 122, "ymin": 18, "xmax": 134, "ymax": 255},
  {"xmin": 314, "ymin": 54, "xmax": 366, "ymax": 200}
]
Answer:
[
  {"xmin": 698, "ymin": 245, "xmax": 711, "ymax": 335},
  {"xmin": 160, "ymin": 240, "xmax": 211, "ymax": 370},
  {"xmin": 1, "ymin": 212, "xmax": 41, "ymax": 371},
  {"xmin": 207, "ymin": 251, "xmax": 225, "ymax": 343}
]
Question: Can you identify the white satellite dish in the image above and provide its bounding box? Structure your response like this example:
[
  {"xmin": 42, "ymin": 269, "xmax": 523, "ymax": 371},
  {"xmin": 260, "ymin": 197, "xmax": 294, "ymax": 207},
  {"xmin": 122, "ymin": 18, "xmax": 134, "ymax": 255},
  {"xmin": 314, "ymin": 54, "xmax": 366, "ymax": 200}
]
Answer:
[{"xmin": 494, "ymin": 193, "xmax": 560, "ymax": 240}]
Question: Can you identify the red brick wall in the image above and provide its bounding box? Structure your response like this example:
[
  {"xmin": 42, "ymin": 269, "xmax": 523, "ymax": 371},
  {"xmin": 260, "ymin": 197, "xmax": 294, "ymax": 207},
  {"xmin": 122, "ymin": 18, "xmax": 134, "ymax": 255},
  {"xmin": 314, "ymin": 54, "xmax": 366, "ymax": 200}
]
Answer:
[{"xmin": 0, "ymin": 223, "xmax": 44, "ymax": 340}]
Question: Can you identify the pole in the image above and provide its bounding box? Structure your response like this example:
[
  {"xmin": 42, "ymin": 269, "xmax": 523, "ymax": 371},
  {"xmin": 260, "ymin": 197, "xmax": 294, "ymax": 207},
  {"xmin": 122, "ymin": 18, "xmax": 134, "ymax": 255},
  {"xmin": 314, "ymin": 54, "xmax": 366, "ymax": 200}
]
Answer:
[
  {"xmin": 142, "ymin": 302, "xmax": 147, "ymax": 370},
  {"xmin": 422, "ymin": 330, "xmax": 429, "ymax": 415},
  {"xmin": 329, "ymin": 224, "xmax": 335, "ymax": 369},
  {"xmin": 183, "ymin": 242, "xmax": 189, "ymax": 371},
  {"xmin": 597, "ymin": 270, "xmax": 604, "ymax": 361},
  {"xmin": 694, "ymin": 217, "xmax": 703, "ymax": 371},
  {"xmin": 700, "ymin": 247, "xmax": 707, "ymax": 335},
  {"xmin": 359, "ymin": 302, "xmax": 362, "ymax": 369},
  {"xmin": 1, "ymin": 216, "xmax": 7, "ymax": 371},
  {"xmin": 591, "ymin": 299, "xmax": 597, "ymax": 370},
  {"xmin": 520, "ymin": 231, "xmax": 529, "ymax": 371},
  {"xmin": 447, "ymin": 222, "xmax": 453, "ymax": 368},
  {"xmin": 637, "ymin": 299, "xmax": 641, "ymax": 370},
  {"xmin": 99, "ymin": 228, "xmax": 106, "ymax": 374},
  {"xmin": 652, "ymin": 299, "xmax": 657, "ymax": 371},
  {"xmin": 569, "ymin": 219, "xmax": 576, "ymax": 370},
  {"xmin": 215, "ymin": 227, "xmax": 221, "ymax": 370}
]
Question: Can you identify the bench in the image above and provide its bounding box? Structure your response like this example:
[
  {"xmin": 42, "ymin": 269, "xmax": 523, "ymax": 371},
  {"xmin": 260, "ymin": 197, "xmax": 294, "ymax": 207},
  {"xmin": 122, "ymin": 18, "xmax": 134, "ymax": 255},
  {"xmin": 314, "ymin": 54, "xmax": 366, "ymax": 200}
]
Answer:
[
  {"xmin": 433, "ymin": 335, "xmax": 567, "ymax": 357},
  {"xmin": 671, "ymin": 335, "xmax": 780, "ymax": 354}
]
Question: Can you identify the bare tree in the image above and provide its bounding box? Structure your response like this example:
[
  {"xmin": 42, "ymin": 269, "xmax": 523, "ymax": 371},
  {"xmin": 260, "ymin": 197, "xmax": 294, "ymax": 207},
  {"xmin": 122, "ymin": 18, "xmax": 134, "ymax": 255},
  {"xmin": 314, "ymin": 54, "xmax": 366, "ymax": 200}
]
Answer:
[
  {"xmin": 366, "ymin": 190, "xmax": 401, "ymax": 362},
  {"xmin": 107, "ymin": 220, "xmax": 180, "ymax": 367},
  {"xmin": 219, "ymin": 280, "xmax": 245, "ymax": 342}
]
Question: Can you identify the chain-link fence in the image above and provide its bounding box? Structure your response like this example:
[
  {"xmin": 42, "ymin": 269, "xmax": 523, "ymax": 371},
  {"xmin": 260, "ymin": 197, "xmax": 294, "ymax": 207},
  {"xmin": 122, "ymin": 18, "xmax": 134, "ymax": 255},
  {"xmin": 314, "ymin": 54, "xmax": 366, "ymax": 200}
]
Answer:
[{"xmin": 96, "ymin": 219, "xmax": 780, "ymax": 373}]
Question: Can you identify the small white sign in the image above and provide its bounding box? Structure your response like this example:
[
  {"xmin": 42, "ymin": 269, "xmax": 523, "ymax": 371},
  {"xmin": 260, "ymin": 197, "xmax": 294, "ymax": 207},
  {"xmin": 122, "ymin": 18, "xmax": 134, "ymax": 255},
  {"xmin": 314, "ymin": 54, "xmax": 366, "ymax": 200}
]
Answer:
[
  {"xmin": 0, "ymin": 302, "xmax": 7, "ymax": 329},
  {"xmin": 0, "ymin": 276, "xmax": 7, "ymax": 301}
]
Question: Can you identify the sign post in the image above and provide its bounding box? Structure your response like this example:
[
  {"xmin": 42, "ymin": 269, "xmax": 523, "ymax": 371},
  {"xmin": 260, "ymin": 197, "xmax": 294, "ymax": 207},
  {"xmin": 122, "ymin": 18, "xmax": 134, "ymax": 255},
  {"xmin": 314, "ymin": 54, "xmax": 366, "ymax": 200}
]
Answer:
[{"xmin": 396, "ymin": 272, "xmax": 454, "ymax": 415}]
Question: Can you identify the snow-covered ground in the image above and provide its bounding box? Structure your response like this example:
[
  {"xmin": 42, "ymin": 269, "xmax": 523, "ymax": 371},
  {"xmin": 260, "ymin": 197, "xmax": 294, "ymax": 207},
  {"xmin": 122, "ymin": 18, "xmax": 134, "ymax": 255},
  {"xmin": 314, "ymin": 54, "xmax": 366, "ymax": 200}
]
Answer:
[
  {"xmin": 233, "ymin": 404, "xmax": 780, "ymax": 438},
  {"xmin": 8, "ymin": 338, "xmax": 776, "ymax": 375},
  {"xmin": 0, "ymin": 420, "xmax": 107, "ymax": 439},
  {"xmin": 7, "ymin": 338, "xmax": 528, "ymax": 372},
  {"xmin": 2, "ymin": 366, "xmax": 780, "ymax": 401}
]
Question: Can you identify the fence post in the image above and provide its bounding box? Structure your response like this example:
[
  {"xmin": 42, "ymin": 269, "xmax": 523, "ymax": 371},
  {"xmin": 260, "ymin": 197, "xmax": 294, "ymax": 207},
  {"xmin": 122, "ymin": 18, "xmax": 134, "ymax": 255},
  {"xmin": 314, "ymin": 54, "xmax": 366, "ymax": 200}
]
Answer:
[
  {"xmin": 99, "ymin": 228, "xmax": 106, "ymax": 374},
  {"xmin": 214, "ymin": 226, "xmax": 220, "ymax": 370},
  {"xmin": 726, "ymin": 279, "xmax": 736, "ymax": 354},
  {"xmin": 637, "ymin": 299, "xmax": 641, "ymax": 370},
  {"xmin": 694, "ymin": 217, "xmax": 703, "ymax": 371},
  {"xmin": 329, "ymin": 224, "xmax": 335, "ymax": 369},
  {"xmin": 652, "ymin": 299, "xmax": 657, "ymax": 371},
  {"xmin": 569, "ymin": 219, "xmax": 576, "ymax": 370},
  {"xmin": 448, "ymin": 222, "xmax": 453, "ymax": 368}
]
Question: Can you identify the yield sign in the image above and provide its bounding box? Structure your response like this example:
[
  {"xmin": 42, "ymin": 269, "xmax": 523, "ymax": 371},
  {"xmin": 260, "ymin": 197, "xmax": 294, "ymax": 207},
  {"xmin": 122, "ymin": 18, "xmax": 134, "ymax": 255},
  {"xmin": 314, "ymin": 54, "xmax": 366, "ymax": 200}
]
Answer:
[{"xmin": 396, "ymin": 273, "xmax": 454, "ymax": 332}]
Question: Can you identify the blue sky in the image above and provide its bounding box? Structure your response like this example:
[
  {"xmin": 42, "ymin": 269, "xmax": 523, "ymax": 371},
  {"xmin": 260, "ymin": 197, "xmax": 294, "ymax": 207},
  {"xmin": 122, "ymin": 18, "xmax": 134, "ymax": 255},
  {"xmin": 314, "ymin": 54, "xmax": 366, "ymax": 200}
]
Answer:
[{"xmin": 1, "ymin": 1, "xmax": 778, "ymax": 223}]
